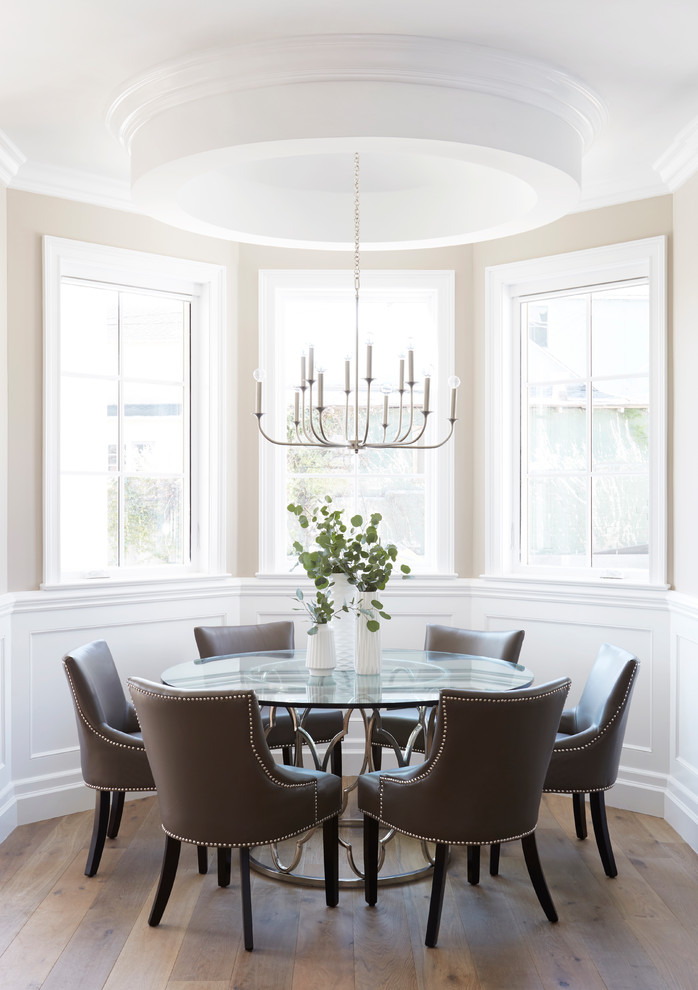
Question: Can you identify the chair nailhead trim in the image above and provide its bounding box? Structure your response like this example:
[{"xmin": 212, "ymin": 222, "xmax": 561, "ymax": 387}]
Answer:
[
  {"xmin": 63, "ymin": 662, "xmax": 147, "ymax": 752},
  {"xmin": 160, "ymin": 808, "xmax": 339, "ymax": 848},
  {"xmin": 128, "ymin": 684, "xmax": 320, "ymax": 823},
  {"xmin": 372, "ymin": 682, "xmax": 570, "ymax": 845}
]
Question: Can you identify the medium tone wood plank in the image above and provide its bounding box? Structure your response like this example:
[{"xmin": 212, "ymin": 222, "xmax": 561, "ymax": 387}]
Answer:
[{"xmin": 2, "ymin": 795, "xmax": 698, "ymax": 989}]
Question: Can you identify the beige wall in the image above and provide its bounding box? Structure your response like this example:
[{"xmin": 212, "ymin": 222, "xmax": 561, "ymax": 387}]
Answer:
[
  {"xmin": 671, "ymin": 174, "xmax": 698, "ymax": 596},
  {"xmin": 472, "ymin": 196, "xmax": 674, "ymax": 580},
  {"xmin": 235, "ymin": 242, "xmax": 474, "ymax": 577},
  {"xmin": 6, "ymin": 190, "xmax": 239, "ymax": 592},
  {"xmin": 0, "ymin": 183, "xmax": 7, "ymax": 593}
]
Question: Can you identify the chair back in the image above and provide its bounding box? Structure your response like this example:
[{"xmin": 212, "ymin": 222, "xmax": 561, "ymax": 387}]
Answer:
[
  {"xmin": 424, "ymin": 624, "xmax": 525, "ymax": 664},
  {"xmin": 377, "ymin": 678, "xmax": 570, "ymax": 845},
  {"xmin": 194, "ymin": 621, "xmax": 295, "ymax": 660},
  {"xmin": 545, "ymin": 643, "xmax": 639, "ymax": 792},
  {"xmin": 128, "ymin": 677, "xmax": 324, "ymax": 847},
  {"xmin": 63, "ymin": 640, "xmax": 153, "ymax": 790}
]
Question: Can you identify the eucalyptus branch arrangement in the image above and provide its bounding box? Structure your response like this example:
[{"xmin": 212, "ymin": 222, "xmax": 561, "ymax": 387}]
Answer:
[
  {"xmin": 288, "ymin": 496, "xmax": 410, "ymax": 632},
  {"xmin": 292, "ymin": 585, "xmax": 350, "ymax": 634}
]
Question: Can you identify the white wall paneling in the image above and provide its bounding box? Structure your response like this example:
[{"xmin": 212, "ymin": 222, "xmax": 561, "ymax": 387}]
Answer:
[
  {"xmin": 2, "ymin": 578, "xmax": 698, "ymax": 857},
  {"xmin": 0, "ymin": 596, "xmax": 12, "ymax": 842}
]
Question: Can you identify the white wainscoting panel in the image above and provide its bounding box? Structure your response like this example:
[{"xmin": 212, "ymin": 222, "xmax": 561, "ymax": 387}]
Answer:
[{"xmin": 2, "ymin": 578, "xmax": 698, "ymax": 859}]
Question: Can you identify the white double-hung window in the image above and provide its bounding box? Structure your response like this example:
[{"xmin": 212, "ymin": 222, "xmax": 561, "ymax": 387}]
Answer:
[
  {"xmin": 257, "ymin": 270, "xmax": 455, "ymax": 576},
  {"xmin": 486, "ymin": 237, "xmax": 666, "ymax": 586},
  {"xmin": 43, "ymin": 237, "xmax": 226, "ymax": 586}
]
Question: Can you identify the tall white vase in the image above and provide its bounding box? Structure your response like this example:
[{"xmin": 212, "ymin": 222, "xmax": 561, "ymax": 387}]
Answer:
[
  {"xmin": 305, "ymin": 623, "xmax": 337, "ymax": 671},
  {"xmin": 330, "ymin": 573, "xmax": 356, "ymax": 667},
  {"xmin": 355, "ymin": 592, "xmax": 382, "ymax": 675}
]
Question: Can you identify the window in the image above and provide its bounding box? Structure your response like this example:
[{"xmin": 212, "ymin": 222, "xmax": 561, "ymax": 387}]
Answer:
[
  {"xmin": 486, "ymin": 237, "xmax": 666, "ymax": 585},
  {"xmin": 43, "ymin": 237, "xmax": 226, "ymax": 586},
  {"xmin": 257, "ymin": 270, "xmax": 455, "ymax": 575}
]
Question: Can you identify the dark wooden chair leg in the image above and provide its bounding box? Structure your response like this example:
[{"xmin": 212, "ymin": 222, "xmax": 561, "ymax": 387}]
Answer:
[
  {"xmin": 589, "ymin": 790, "xmax": 618, "ymax": 878},
  {"xmin": 323, "ymin": 814, "xmax": 339, "ymax": 907},
  {"xmin": 467, "ymin": 844, "xmax": 480, "ymax": 885},
  {"xmin": 489, "ymin": 842, "xmax": 501, "ymax": 876},
  {"xmin": 148, "ymin": 835, "xmax": 181, "ymax": 926},
  {"xmin": 425, "ymin": 843, "xmax": 449, "ymax": 948},
  {"xmin": 330, "ymin": 742, "xmax": 343, "ymax": 778},
  {"xmin": 282, "ymin": 746, "xmax": 293, "ymax": 765},
  {"xmin": 197, "ymin": 845, "xmax": 208, "ymax": 874},
  {"xmin": 521, "ymin": 832, "xmax": 558, "ymax": 922},
  {"xmin": 106, "ymin": 790, "xmax": 125, "ymax": 839},
  {"xmin": 240, "ymin": 847, "xmax": 254, "ymax": 951},
  {"xmin": 218, "ymin": 846, "xmax": 232, "ymax": 887},
  {"xmin": 371, "ymin": 743, "xmax": 382, "ymax": 770},
  {"xmin": 573, "ymin": 792, "xmax": 588, "ymax": 840},
  {"xmin": 85, "ymin": 790, "xmax": 111, "ymax": 877},
  {"xmin": 364, "ymin": 813, "xmax": 379, "ymax": 906}
]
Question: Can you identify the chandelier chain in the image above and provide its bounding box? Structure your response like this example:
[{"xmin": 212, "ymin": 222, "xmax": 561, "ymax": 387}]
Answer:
[{"xmin": 354, "ymin": 151, "xmax": 360, "ymax": 296}]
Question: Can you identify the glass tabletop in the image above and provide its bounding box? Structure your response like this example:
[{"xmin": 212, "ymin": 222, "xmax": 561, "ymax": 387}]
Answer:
[{"xmin": 161, "ymin": 649, "xmax": 534, "ymax": 708}]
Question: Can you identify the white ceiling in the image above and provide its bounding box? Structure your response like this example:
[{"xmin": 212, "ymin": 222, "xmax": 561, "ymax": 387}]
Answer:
[{"xmin": 2, "ymin": 0, "xmax": 698, "ymax": 235}]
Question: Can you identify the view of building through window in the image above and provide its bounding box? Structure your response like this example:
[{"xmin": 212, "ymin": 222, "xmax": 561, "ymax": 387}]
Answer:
[
  {"xmin": 59, "ymin": 282, "xmax": 191, "ymax": 576},
  {"xmin": 521, "ymin": 281, "xmax": 649, "ymax": 571}
]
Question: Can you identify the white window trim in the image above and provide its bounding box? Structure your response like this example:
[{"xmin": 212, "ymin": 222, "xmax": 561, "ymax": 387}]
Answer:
[
  {"xmin": 485, "ymin": 236, "xmax": 667, "ymax": 588},
  {"xmin": 42, "ymin": 236, "xmax": 227, "ymax": 589},
  {"xmin": 257, "ymin": 269, "xmax": 456, "ymax": 577}
]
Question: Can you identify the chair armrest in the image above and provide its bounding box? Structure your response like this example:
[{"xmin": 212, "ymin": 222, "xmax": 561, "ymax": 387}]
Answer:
[
  {"xmin": 558, "ymin": 709, "xmax": 578, "ymax": 734},
  {"xmin": 93, "ymin": 721, "xmax": 147, "ymax": 750},
  {"xmin": 553, "ymin": 723, "xmax": 601, "ymax": 751},
  {"xmin": 124, "ymin": 702, "xmax": 141, "ymax": 734}
]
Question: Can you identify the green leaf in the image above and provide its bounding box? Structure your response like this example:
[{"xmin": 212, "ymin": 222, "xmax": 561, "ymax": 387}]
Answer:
[
  {"xmin": 350, "ymin": 514, "xmax": 363, "ymax": 527},
  {"xmin": 295, "ymin": 589, "xmax": 304, "ymax": 600},
  {"xmin": 400, "ymin": 563, "xmax": 411, "ymax": 574},
  {"xmin": 366, "ymin": 619, "xmax": 380, "ymax": 633},
  {"xmin": 307, "ymin": 625, "xmax": 318, "ymax": 636},
  {"xmin": 370, "ymin": 599, "xmax": 382, "ymax": 609},
  {"xmin": 379, "ymin": 611, "xmax": 391, "ymax": 620},
  {"xmin": 315, "ymin": 576, "xmax": 329, "ymax": 589}
]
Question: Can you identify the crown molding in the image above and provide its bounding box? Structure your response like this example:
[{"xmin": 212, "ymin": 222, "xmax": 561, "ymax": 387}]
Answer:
[
  {"xmin": 0, "ymin": 129, "xmax": 26, "ymax": 186},
  {"xmin": 107, "ymin": 34, "xmax": 607, "ymax": 153},
  {"xmin": 654, "ymin": 116, "xmax": 698, "ymax": 191},
  {"xmin": 9, "ymin": 161, "xmax": 136, "ymax": 212},
  {"xmin": 575, "ymin": 169, "xmax": 670, "ymax": 213}
]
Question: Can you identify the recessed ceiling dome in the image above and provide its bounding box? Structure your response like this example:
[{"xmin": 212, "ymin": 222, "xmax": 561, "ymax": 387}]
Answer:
[{"xmin": 107, "ymin": 35, "xmax": 605, "ymax": 250}]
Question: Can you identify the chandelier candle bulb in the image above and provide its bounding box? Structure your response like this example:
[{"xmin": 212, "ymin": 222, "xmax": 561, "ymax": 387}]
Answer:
[
  {"xmin": 408, "ymin": 347, "xmax": 414, "ymax": 383},
  {"xmin": 366, "ymin": 342, "xmax": 373, "ymax": 379},
  {"xmin": 294, "ymin": 389, "xmax": 300, "ymax": 423},
  {"xmin": 255, "ymin": 379, "xmax": 262, "ymax": 414},
  {"xmin": 308, "ymin": 345, "xmax": 315, "ymax": 382},
  {"xmin": 345, "ymin": 358, "xmax": 351, "ymax": 392},
  {"xmin": 423, "ymin": 375, "xmax": 431, "ymax": 414},
  {"xmin": 300, "ymin": 354, "xmax": 306, "ymax": 388},
  {"xmin": 317, "ymin": 371, "xmax": 324, "ymax": 408},
  {"xmin": 450, "ymin": 386, "xmax": 457, "ymax": 419},
  {"xmin": 399, "ymin": 357, "xmax": 405, "ymax": 391}
]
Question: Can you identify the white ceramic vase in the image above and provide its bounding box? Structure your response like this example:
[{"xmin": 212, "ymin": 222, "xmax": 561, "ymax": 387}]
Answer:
[
  {"xmin": 330, "ymin": 573, "xmax": 356, "ymax": 666},
  {"xmin": 305, "ymin": 623, "xmax": 337, "ymax": 671},
  {"xmin": 355, "ymin": 592, "xmax": 382, "ymax": 675}
]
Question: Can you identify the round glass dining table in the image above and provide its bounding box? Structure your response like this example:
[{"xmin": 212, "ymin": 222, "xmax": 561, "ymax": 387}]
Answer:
[
  {"xmin": 161, "ymin": 648, "xmax": 534, "ymax": 708},
  {"xmin": 161, "ymin": 648, "xmax": 534, "ymax": 889}
]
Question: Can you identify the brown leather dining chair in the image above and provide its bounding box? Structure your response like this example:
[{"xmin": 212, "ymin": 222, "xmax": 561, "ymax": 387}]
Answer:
[
  {"xmin": 371, "ymin": 624, "xmax": 526, "ymax": 769},
  {"xmin": 542, "ymin": 642, "xmax": 640, "ymax": 877},
  {"xmin": 194, "ymin": 622, "xmax": 345, "ymax": 776},
  {"xmin": 62, "ymin": 640, "xmax": 156, "ymax": 876},
  {"xmin": 128, "ymin": 677, "xmax": 342, "ymax": 951},
  {"xmin": 359, "ymin": 678, "xmax": 570, "ymax": 947}
]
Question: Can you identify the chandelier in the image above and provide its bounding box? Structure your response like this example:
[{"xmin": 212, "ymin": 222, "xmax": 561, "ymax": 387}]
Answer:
[{"xmin": 253, "ymin": 153, "xmax": 460, "ymax": 452}]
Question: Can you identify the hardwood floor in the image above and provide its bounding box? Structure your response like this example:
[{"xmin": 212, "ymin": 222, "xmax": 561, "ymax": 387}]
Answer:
[{"xmin": 0, "ymin": 791, "xmax": 697, "ymax": 989}]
